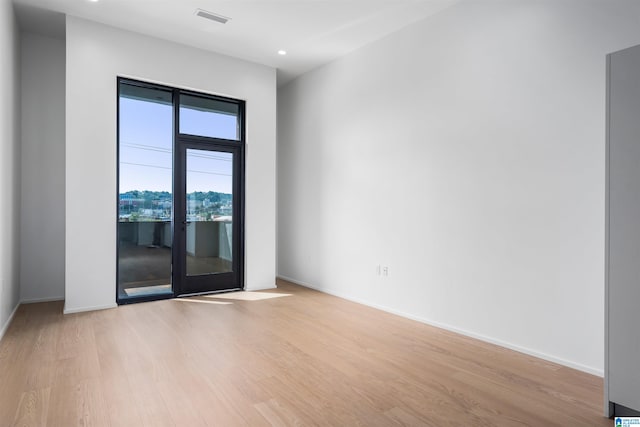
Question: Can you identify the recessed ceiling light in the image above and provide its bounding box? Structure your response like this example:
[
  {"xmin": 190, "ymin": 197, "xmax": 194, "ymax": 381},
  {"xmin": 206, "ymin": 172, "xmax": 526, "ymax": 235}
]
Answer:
[
  {"xmin": 278, "ymin": 50, "xmax": 287, "ymax": 56},
  {"xmin": 88, "ymin": 0, "xmax": 99, "ymax": 2}
]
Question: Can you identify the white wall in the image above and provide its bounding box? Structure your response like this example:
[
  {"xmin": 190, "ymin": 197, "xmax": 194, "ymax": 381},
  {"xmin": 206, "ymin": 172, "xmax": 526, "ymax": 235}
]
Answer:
[
  {"xmin": 0, "ymin": 0, "xmax": 21, "ymax": 339},
  {"xmin": 277, "ymin": 0, "xmax": 640, "ymax": 375},
  {"xmin": 65, "ymin": 17, "xmax": 277, "ymax": 313},
  {"xmin": 20, "ymin": 32, "xmax": 65, "ymax": 303}
]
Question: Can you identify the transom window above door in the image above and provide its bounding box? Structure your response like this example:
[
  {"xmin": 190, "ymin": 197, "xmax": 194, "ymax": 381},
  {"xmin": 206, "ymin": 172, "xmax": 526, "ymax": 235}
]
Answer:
[{"xmin": 179, "ymin": 94, "xmax": 241, "ymax": 140}]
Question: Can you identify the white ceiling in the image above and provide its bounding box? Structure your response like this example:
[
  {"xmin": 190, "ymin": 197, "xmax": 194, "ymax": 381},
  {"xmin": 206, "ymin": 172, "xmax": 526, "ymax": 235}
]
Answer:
[{"xmin": 13, "ymin": 0, "xmax": 459, "ymax": 86}]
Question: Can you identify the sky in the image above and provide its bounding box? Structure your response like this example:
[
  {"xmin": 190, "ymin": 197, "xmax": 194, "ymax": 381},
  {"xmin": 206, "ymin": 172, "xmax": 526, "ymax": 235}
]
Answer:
[{"xmin": 119, "ymin": 96, "xmax": 236, "ymax": 195}]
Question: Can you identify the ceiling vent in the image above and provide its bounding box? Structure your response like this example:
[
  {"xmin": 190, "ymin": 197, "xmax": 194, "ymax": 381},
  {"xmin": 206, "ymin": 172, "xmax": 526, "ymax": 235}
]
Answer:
[{"xmin": 195, "ymin": 9, "xmax": 231, "ymax": 24}]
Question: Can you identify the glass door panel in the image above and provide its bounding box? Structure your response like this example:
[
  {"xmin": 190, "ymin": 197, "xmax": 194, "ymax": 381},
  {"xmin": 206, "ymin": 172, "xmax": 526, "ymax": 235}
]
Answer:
[
  {"xmin": 185, "ymin": 149, "xmax": 234, "ymax": 277},
  {"xmin": 176, "ymin": 144, "xmax": 240, "ymax": 296}
]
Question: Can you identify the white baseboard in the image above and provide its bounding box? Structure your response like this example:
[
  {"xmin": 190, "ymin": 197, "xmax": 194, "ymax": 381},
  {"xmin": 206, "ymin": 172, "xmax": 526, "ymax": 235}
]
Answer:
[
  {"xmin": 21, "ymin": 296, "xmax": 64, "ymax": 304},
  {"xmin": 0, "ymin": 302, "xmax": 20, "ymax": 343},
  {"xmin": 277, "ymin": 275, "xmax": 315, "ymax": 288},
  {"xmin": 63, "ymin": 303, "xmax": 117, "ymax": 314},
  {"xmin": 277, "ymin": 275, "xmax": 603, "ymax": 377}
]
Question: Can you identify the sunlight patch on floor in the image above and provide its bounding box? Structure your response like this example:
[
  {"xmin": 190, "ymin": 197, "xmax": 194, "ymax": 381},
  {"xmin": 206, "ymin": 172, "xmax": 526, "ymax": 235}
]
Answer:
[
  {"xmin": 205, "ymin": 291, "xmax": 292, "ymax": 301},
  {"xmin": 174, "ymin": 298, "xmax": 233, "ymax": 305}
]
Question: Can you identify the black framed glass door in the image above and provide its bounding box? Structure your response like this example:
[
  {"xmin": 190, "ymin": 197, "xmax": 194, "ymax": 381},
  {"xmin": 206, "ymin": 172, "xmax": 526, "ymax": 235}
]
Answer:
[
  {"xmin": 117, "ymin": 78, "xmax": 245, "ymax": 304},
  {"xmin": 173, "ymin": 144, "xmax": 242, "ymax": 295}
]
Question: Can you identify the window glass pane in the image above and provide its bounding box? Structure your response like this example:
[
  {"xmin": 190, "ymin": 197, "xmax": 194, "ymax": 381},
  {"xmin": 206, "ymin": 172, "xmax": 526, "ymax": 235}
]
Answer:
[
  {"xmin": 118, "ymin": 82, "xmax": 173, "ymax": 300},
  {"xmin": 179, "ymin": 94, "xmax": 239, "ymax": 140}
]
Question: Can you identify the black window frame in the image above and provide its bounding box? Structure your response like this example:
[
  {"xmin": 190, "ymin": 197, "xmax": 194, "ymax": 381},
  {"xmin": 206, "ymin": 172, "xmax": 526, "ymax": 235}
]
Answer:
[{"xmin": 116, "ymin": 77, "xmax": 246, "ymax": 305}]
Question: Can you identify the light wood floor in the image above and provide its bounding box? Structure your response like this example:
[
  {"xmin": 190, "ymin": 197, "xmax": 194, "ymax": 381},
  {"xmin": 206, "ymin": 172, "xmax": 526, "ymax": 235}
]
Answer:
[{"xmin": 0, "ymin": 279, "xmax": 609, "ymax": 426}]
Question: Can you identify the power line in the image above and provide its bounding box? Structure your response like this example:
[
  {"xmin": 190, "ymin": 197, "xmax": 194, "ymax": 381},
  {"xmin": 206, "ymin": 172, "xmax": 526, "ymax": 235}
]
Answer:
[
  {"xmin": 121, "ymin": 161, "xmax": 171, "ymax": 170},
  {"xmin": 189, "ymin": 152, "xmax": 233, "ymax": 162},
  {"xmin": 187, "ymin": 169, "xmax": 232, "ymax": 177},
  {"xmin": 122, "ymin": 143, "xmax": 171, "ymax": 154},
  {"xmin": 121, "ymin": 142, "xmax": 233, "ymax": 162},
  {"xmin": 121, "ymin": 161, "xmax": 232, "ymax": 177}
]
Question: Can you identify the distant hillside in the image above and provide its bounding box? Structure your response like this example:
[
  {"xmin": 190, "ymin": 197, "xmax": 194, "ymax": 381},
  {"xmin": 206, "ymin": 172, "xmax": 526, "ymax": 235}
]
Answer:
[{"xmin": 119, "ymin": 190, "xmax": 231, "ymax": 203}]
